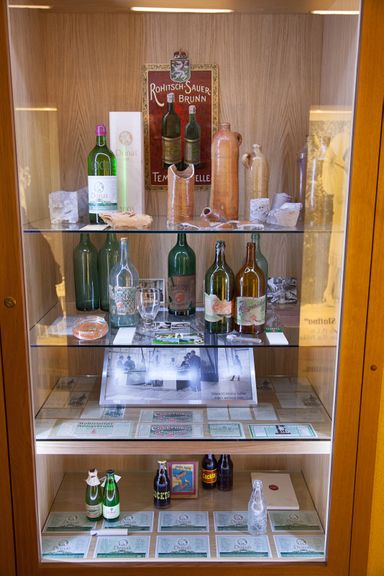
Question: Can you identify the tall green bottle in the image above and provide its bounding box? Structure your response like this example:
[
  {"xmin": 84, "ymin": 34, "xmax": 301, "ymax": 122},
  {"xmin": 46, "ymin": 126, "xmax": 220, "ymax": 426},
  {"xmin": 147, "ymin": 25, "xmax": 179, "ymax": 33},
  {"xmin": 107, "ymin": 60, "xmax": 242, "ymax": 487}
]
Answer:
[
  {"xmin": 85, "ymin": 468, "xmax": 103, "ymax": 520},
  {"xmin": 184, "ymin": 105, "xmax": 201, "ymax": 166},
  {"xmin": 88, "ymin": 123, "xmax": 117, "ymax": 224},
  {"xmin": 102, "ymin": 470, "xmax": 120, "ymax": 522},
  {"xmin": 204, "ymin": 240, "xmax": 235, "ymax": 333},
  {"xmin": 168, "ymin": 233, "xmax": 196, "ymax": 316},
  {"xmin": 73, "ymin": 233, "xmax": 99, "ymax": 311},
  {"xmin": 252, "ymin": 232, "xmax": 268, "ymax": 318},
  {"xmin": 98, "ymin": 233, "xmax": 119, "ymax": 311},
  {"xmin": 162, "ymin": 93, "xmax": 181, "ymax": 169}
]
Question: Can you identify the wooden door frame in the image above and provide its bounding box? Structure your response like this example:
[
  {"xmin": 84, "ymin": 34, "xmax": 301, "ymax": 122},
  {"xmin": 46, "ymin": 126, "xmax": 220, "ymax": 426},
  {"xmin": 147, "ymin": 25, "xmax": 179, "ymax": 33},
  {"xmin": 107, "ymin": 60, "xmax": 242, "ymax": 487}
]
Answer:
[{"xmin": 0, "ymin": 0, "xmax": 382, "ymax": 575}]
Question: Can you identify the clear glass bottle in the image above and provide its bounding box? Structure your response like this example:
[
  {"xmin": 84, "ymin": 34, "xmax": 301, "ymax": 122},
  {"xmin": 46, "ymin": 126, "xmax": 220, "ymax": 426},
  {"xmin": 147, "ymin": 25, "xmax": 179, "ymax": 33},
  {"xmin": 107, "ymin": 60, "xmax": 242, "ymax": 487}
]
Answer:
[
  {"xmin": 109, "ymin": 237, "xmax": 139, "ymax": 327},
  {"xmin": 98, "ymin": 233, "xmax": 119, "ymax": 311},
  {"xmin": 87, "ymin": 123, "xmax": 117, "ymax": 224},
  {"xmin": 102, "ymin": 470, "xmax": 120, "ymax": 522},
  {"xmin": 251, "ymin": 232, "xmax": 268, "ymax": 319},
  {"xmin": 162, "ymin": 93, "xmax": 181, "ymax": 169},
  {"xmin": 168, "ymin": 233, "xmax": 196, "ymax": 316},
  {"xmin": 184, "ymin": 104, "xmax": 201, "ymax": 166},
  {"xmin": 204, "ymin": 240, "xmax": 235, "ymax": 334},
  {"xmin": 85, "ymin": 468, "xmax": 103, "ymax": 520},
  {"xmin": 235, "ymin": 242, "xmax": 266, "ymax": 334},
  {"xmin": 73, "ymin": 233, "xmax": 99, "ymax": 311},
  {"xmin": 153, "ymin": 460, "xmax": 171, "ymax": 508},
  {"xmin": 248, "ymin": 480, "xmax": 267, "ymax": 535},
  {"xmin": 242, "ymin": 144, "xmax": 269, "ymax": 220}
]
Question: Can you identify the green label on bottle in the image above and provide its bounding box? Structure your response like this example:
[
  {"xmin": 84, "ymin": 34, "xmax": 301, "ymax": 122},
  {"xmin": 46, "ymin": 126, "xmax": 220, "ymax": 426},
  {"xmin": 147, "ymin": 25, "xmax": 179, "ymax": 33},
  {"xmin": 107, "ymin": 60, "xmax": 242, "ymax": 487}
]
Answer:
[
  {"xmin": 88, "ymin": 175, "xmax": 117, "ymax": 213},
  {"xmin": 162, "ymin": 136, "xmax": 181, "ymax": 165},
  {"xmin": 185, "ymin": 138, "xmax": 200, "ymax": 164},
  {"xmin": 109, "ymin": 286, "xmax": 137, "ymax": 316},
  {"xmin": 168, "ymin": 275, "xmax": 195, "ymax": 312},
  {"xmin": 204, "ymin": 293, "xmax": 233, "ymax": 322},
  {"xmin": 236, "ymin": 296, "xmax": 266, "ymax": 326}
]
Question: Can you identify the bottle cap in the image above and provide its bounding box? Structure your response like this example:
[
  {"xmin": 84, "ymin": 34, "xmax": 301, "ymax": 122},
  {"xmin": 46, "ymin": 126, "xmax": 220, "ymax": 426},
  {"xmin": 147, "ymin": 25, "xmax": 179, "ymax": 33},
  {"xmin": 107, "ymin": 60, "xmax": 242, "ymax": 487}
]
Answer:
[
  {"xmin": 189, "ymin": 105, "xmax": 196, "ymax": 114},
  {"xmin": 106, "ymin": 469, "xmax": 115, "ymax": 475},
  {"xmin": 215, "ymin": 240, "xmax": 225, "ymax": 249},
  {"xmin": 96, "ymin": 124, "xmax": 107, "ymax": 136},
  {"xmin": 158, "ymin": 460, "xmax": 167, "ymax": 465},
  {"xmin": 167, "ymin": 93, "xmax": 175, "ymax": 103},
  {"xmin": 219, "ymin": 122, "xmax": 230, "ymax": 130}
]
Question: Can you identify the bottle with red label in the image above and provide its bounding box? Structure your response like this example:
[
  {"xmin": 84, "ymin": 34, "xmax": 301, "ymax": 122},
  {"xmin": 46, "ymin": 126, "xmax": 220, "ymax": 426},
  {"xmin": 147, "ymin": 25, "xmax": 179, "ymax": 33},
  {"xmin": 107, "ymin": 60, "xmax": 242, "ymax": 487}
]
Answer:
[
  {"xmin": 168, "ymin": 232, "xmax": 196, "ymax": 316},
  {"xmin": 201, "ymin": 453, "xmax": 218, "ymax": 489}
]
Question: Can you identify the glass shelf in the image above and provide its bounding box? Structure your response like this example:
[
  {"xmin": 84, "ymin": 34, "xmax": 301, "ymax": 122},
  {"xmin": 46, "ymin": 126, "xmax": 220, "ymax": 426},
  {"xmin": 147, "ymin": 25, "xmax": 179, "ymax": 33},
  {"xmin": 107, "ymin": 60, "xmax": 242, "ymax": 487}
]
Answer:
[
  {"xmin": 29, "ymin": 304, "xmax": 299, "ymax": 348},
  {"xmin": 35, "ymin": 374, "xmax": 332, "ymax": 449},
  {"xmin": 22, "ymin": 216, "xmax": 341, "ymax": 235}
]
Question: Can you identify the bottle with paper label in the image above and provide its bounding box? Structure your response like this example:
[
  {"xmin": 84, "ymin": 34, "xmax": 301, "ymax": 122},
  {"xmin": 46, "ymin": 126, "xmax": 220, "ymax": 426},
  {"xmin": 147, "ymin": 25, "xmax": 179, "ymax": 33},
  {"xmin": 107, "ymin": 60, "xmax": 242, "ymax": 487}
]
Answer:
[
  {"xmin": 235, "ymin": 241, "xmax": 266, "ymax": 334},
  {"xmin": 204, "ymin": 240, "xmax": 234, "ymax": 333},
  {"xmin": 85, "ymin": 468, "xmax": 103, "ymax": 520},
  {"xmin": 109, "ymin": 237, "xmax": 139, "ymax": 327},
  {"xmin": 153, "ymin": 460, "xmax": 171, "ymax": 508},
  {"xmin": 201, "ymin": 453, "xmax": 217, "ymax": 489},
  {"xmin": 168, "ymin": 232, "xmax": 196, "ymax": 316},
  {"xmin": 102, "ymin": 470, "xmax": 120, "ymax": 521},
  {"xmin": 88, "ymin": 123, "xmax": 117, "ymax": 224}
]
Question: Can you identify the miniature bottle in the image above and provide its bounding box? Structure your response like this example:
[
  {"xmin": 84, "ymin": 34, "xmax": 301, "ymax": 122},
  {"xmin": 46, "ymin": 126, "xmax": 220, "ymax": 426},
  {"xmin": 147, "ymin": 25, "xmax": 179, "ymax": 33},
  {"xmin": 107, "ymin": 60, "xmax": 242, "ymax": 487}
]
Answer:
[{"xmin": 210, "ymin": 122, "xmax": 242, "ymax": 220}]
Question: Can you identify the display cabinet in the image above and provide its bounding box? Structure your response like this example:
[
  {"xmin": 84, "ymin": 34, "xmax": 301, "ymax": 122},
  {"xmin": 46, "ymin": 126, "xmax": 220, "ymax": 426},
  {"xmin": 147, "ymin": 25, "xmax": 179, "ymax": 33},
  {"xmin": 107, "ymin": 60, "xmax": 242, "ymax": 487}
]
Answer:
[{"xmin": 1, "ymin": 0, "xmax": 383, "ymax": 575}]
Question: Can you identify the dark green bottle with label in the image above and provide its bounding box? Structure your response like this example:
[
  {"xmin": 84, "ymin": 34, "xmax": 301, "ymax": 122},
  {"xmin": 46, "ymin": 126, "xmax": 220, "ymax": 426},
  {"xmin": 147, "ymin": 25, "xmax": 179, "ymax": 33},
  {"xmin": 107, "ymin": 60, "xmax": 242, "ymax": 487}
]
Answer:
[
  {"xmin": 102, "ymin": 470, "xmax": 120, "ymax": 522},
  {"xmin": 168, "ymin": 233, "xmax": 196, "ymax": 316},
  {"xmin": 85, "ymin": 468, "xmax": 103, "ymax": 520},
  {"xmin": 204, "ymin": 240, "xmax": 235, "ymax": 333},
  {"xmin": 73, "ymin": 233, "xmax": 99, "ymax": 311},
  {"xmin": 98, "ymin": 233, "xmax": 119, "ymax": 311}
]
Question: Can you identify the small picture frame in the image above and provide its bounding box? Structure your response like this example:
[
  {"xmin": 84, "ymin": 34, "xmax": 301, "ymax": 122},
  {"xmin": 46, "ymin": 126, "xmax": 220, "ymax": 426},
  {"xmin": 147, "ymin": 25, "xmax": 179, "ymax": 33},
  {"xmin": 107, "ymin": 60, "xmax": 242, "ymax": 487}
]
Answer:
[
  {"xmin": 139, "ymin": 278, "xmax": 166, "ymax": 306},
  {"xmin": 167, "ymin": 461, "xmax": 198, "ymax": 499}
]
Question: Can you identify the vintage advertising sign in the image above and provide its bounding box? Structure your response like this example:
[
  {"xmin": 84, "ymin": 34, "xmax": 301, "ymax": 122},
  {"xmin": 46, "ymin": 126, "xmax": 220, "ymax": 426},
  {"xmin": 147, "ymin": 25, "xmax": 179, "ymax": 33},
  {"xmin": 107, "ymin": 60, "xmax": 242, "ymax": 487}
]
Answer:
[{"xmin": 143, "ymin": 63, "xmax": 218, "ymax": 191}]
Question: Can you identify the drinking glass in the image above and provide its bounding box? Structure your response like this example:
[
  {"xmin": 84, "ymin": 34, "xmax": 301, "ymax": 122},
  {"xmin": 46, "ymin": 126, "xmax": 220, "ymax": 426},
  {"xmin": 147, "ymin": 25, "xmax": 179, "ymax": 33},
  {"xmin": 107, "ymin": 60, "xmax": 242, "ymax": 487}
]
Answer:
[{"xmin": 136, "ymin": 288, "xmax": 161, "ymax": 332}]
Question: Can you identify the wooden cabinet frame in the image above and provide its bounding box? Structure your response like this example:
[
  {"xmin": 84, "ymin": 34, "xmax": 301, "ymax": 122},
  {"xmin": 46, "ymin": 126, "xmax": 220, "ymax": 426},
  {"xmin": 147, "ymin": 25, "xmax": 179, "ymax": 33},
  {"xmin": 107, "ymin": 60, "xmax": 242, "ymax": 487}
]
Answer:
[{"xmin": 1, "ymin": 1, "xmax": 383, "ymax": 575}]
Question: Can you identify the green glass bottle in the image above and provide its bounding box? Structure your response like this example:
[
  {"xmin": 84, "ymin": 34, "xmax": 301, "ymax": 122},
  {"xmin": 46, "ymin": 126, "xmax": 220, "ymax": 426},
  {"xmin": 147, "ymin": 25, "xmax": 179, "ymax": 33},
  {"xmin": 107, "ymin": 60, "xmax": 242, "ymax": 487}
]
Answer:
[
  {"xmin": 88, "ymin": 123, "xmax": 117, "ymax": 224},
  {"xmin": 102, "ymin": 470, "xmax": 120, "ymax": 522},
  {"xmin": 98, "ymin": 233, "xmax": 119, "ymax": 311},
  {"xmin": 162, "ymin": 93, "xmax": 181, "ymax": 169},
  {"xmin": 235, "ymin": 242, "xmax": 266, "ymax": 334},
  {"xmin": 252, "ymin": 232, "xmax": 268, "ymax": 319},
  {"xmin": 85, "ymin": 468, "xmax": 103, "ymax": 520},
  {"xmin": 184, "ymin": 105, "xmax": 201, "ymax": 166},
  {"xmin": 73, "ymin": 233, "xmax": 99, "ymax": 311},
  {"xmin": 204, "ymin": 240, "xmax": 234, "ymax": 333},
  {"xmin": 168, "ymin": 233, "xmax": 196, "ymax": 316}
]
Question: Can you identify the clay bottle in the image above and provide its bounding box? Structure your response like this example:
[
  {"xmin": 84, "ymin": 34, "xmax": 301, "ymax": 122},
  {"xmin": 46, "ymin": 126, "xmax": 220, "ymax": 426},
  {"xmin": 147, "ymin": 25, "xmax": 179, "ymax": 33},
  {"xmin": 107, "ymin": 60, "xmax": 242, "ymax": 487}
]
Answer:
[{"xmin": 210, "ymin": 122, "xmax": 242, "ymax": 220}]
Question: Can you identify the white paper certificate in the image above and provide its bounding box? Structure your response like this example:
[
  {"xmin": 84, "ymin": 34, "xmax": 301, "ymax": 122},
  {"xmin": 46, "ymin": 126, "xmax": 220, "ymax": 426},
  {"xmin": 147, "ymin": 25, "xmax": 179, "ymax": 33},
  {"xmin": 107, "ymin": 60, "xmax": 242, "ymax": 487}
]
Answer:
[
  {"xmin": 208, "ymin": 422, "xmax": 245, "ymax": 438},
  {"xmin": 216, "ymin": 535, "xmax": 272, "ymax": 559},
  {"xmin": 103, "ymin": 512, "xmax": 154, "ymax": 532},
  {"xmin": 155, "ymin": 535, "xmax": 210, "ymax": 559},
  {"xmin": 80, "ymin": 402, "xmax": 126, "ymax": 420},
  {"xmin": 269, "ymin": 511, "xmax": 323, "ymax": 533},
  {"xmin": 94, "ymin": 535, "xmax": 150, "ymax": 558},
  {"xmin": 136, "ymin": 423, "xmax": 203, "ymax": 439},
  {"xmin": 41, "ymin": 535, "xmax": 91, "ymax": 559},
  {"xmin": 158, "ymin": 511, "xmax": 209, "ymax": 532},
  {"xmin": 55, "ymin": 420, "xmax": 133, "ymax": 439},
  {"xmin": 214, "ymin": 511, "xmax": 249, "ymax": 532},
  {"xmin": 139, "ymin": 409, "xmax": 203, "ymax": 424},
  {"xmin": 43, "ymin": 512, "xmax": 96, "ymax": 533},
  {"xmin": 249, "ymin": 424, "xmax": 317, "ymax": 439},
  {"xmin": 274, "ymin": 534, "xmax": 325, "ymax": 558}
]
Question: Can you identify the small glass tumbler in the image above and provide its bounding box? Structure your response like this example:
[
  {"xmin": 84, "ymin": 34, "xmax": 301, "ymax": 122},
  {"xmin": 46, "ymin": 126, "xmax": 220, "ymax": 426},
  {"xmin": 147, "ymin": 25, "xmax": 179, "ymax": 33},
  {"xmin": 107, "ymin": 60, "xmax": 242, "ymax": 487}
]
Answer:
[
  {"xmin": 248, "ymin": 480, "xmax": 267, "ymax": 535},
  {"xmin": 136, "ymin": 287, "xmax": 161, "ymax": 332}
]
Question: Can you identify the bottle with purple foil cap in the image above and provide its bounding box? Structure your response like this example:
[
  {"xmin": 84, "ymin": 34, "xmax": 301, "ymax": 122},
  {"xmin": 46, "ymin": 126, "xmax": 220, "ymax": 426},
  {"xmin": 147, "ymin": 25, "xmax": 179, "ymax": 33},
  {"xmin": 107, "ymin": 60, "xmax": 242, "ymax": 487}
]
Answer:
[{"xmin": 87, "ymin": 123, "xmax": 117, "ymax": 224}]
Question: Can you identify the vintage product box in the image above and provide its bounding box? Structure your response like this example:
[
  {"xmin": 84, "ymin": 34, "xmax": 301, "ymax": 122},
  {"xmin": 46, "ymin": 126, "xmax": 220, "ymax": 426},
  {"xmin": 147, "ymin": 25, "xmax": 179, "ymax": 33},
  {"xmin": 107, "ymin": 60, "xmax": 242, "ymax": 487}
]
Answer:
[{"xmin": 109, "ymin": 112, "xmax": 145, "ymax": 214}]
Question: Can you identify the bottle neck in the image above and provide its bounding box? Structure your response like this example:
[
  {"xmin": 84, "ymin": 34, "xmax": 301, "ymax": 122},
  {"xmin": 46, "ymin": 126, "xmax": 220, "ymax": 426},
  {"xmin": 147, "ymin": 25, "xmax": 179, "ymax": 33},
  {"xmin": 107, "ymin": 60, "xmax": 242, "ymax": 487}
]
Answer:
[
  {"xmin": 105, "ymin": 232, "xmax": 116, "ymax": 246},
  {"xmin": 80, "ymin": 233, "xmax": 90, "ymax": 245},
  {"xmin": 215, "ymin": 245, "xmax": 226, "ymax": 266},
  {"xmin": 251, "ymin": 233, "xmax": 260, "ymax": 252},
  {"xmin": 96, "ymin": 135, "xmax": 107, "ymax": 146},
  {"xmin": 119, "ymin": 239, "xmax": 129, "ymax": 265},
  {"xmin": 168, "ymin": 101, "xmax": 175, "ymax": 114},
  {"xmin": 177, "ymin": 233, "xmax": 187, "ymax": 247},
  {"xmin": 189, "ymin": 112, "xmax": 196, "ymax": 123},
  {"xmin": 245, "ymin": 242, "xmax": 256, "ymax": 267}
]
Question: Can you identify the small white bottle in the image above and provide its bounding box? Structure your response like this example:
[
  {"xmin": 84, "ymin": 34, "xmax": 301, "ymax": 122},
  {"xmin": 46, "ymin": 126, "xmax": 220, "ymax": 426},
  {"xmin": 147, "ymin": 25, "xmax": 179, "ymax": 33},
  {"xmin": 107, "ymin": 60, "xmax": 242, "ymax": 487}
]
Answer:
[{"xmin": 248, "ymin": 479, "xmax": 267, "ymax": 534}]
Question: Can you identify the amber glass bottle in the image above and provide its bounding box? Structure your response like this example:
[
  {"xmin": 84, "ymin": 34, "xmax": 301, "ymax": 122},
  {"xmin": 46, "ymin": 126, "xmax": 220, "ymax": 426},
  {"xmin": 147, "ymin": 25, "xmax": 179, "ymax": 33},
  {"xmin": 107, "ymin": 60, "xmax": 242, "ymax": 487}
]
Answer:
[{"xmin": 235, "ymin": 242, "xmax": 266, "ymax": 334}]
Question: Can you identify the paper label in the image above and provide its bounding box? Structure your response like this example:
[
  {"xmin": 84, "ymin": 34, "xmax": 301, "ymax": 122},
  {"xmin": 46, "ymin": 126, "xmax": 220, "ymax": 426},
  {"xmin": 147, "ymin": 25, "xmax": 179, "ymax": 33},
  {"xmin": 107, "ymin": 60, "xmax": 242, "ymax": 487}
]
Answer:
[
  {"xmin": 86, "ymin": 504, "xmax": 102, "ymax": 519},
  {"xmin": 88, "ymin": 175, "xmax": 117, "ymax": 213},
  {"xmin": 204, "ymin": 293, "xmax": 233, "ymax": 322},
  {"xmin": 168, "ymin": 275, "xmax": 195, "ymax": 312},
  {"xmin": 184, "ymin": 138, "xmax": 200, "ymax": 164},
  {"xmin": 109, "ymin": 286, "xmax": 137, "ymax": 316},
  {"xmin": 236, "ymin": 295, "xmax": 266, "ymax": 326},
  {"xmin": 162, "ymin": 136, "xmax": 181, "ymax": 165},
  {"xmin": 103, "ymin": 504, "xmax": 120, "ymax": 520},
  {"xmin": 201, "ymin": 468, "xmax": 217, "ymax": 485}
]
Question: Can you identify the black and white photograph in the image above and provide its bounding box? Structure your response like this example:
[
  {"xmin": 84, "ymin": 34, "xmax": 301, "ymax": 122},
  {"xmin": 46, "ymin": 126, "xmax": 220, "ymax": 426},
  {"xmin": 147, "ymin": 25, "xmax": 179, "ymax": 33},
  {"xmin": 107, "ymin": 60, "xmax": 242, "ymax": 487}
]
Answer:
[
  {"xmin": 139, "ymin": 278, "xmax": 166, "ymax": 306},
  {"xmin": 99, "ymin": 347, "xmax": 257, "ymax": 406}
]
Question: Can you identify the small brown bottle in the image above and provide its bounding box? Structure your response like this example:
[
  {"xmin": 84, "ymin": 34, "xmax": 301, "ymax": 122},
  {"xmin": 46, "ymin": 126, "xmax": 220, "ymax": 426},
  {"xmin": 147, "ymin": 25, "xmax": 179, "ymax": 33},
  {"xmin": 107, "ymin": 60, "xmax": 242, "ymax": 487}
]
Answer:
[
  {"xmin": 235, "ymin": 242, "xmax": 266, "ymax": 334},
  {"xmin": 201, "ymin": 453, "xmax": 218, "ymax": 489},
  {"xmin": 217, "ymin": 454, "xmax": 233, "ymax": 491}
]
